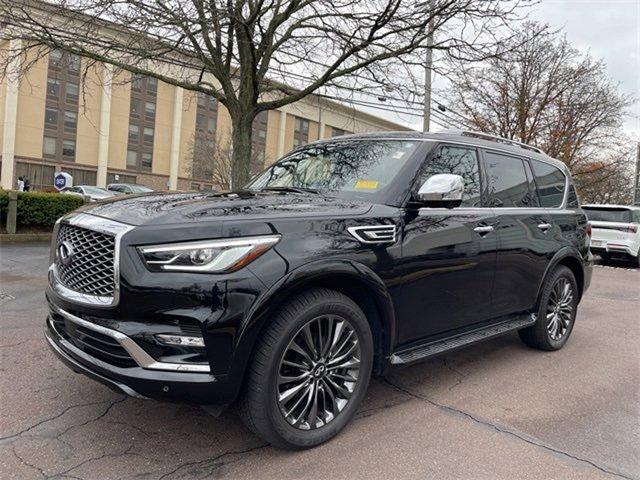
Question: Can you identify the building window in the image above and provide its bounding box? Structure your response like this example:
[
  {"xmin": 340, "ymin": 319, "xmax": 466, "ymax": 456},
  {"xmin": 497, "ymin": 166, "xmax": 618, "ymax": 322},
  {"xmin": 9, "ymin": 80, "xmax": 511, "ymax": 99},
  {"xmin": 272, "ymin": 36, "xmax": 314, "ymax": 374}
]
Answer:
[
  {"xmin": 143, "ymin": 127, "xmax": 154, "ymax": 145},
  {"xmin": 128, "ymin": 124, "xmax": 139, "ymax": 140},
  {"xmin": 43, "ymin": 136, "xmax": 57, "ymax": 156},
  {"xmin": 43, "ymin": 50, "xmax": 79, "ymax": 163},
  {"xmin": 293, "ymin": 116, "xmax": 310, "ymax": 147},
  {"xmin": 127, "ymin": 74, "xmax": 157, "ymax": 172},
  {"xmin": 130, "ymin": 98, "xmax": 141, "ymax": 116},
  {"xmin": 331, "ymin": 127, "xmax": 350, "ymax": 137},
  {"xmin": 126, "ymin": 150, "xmax": 138, "ymax": 169},
  {"xmin": 141, "ymin": 153, "xmax": 152, "ymax": 169},
  {"xmin": 145, "ymin": 101, "xmax": 155, "ymax": 119},
  {"xmin": 45, "ymin": 108, "xmax": 58, "ymax": 126},
  {"xmin": 192, "ymin": 92, "xmax": 219, "ymax": 180},
  {"xmin": 62, "ymin": 139, "xmax": 76, "ymax": 158},
  {"xmin": 65, "ymin": 82, "xmax": 79, "ymax": 103},
  {"xmin": 252, "ymin": 111, "xmax": 268, "ymax": 163},
  {"xmin": 63, "ymin": 111, "xmax": 77, "ymax": 132},
  {"xmin": 47, "ymin": 79, "xmax": 60, "ymax": 98}
]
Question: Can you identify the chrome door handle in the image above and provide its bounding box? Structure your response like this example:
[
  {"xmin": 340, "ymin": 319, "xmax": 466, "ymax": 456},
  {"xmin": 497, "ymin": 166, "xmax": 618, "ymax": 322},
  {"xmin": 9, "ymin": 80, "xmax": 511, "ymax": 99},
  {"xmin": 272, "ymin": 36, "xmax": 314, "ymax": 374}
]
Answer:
[
  {"xmin": 474, "ymin": 225, "xmax": 494, "ymax": 234},
  {"xmin": 537, "ymin": 223, "xmax": 552, "ymax": 232}
]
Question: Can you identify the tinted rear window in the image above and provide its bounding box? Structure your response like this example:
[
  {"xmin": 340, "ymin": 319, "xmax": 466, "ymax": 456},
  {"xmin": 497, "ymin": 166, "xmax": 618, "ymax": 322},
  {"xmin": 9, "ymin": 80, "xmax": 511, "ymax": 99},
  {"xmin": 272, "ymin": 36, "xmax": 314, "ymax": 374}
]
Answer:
[
  {"xmin": 483, "ymin": 151, "xmax": 536, "ymax": 207},
  {"xmin": 583, "ymin": 208, "xmax": 632, "ymax": 223},
  {"xmin": 530, "ymin": 160, "xmax": 566, "ymax": 207}
]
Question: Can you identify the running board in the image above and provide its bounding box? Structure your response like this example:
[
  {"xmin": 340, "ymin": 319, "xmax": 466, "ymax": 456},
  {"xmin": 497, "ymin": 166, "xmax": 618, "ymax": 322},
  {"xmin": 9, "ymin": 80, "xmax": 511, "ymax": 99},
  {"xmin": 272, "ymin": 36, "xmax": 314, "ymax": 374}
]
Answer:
[{"xmin": 390, "ymin": 315, "xmax": 536, "ymax": 365}]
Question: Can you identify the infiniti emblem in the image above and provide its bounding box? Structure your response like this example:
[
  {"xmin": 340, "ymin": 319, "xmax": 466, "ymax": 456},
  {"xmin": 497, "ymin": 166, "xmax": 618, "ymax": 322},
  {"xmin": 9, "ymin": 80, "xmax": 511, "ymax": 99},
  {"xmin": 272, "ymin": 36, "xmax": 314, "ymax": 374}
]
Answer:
[{"xmin": 57, "ymin": 241, "xmax": 75, "ymax": 265}]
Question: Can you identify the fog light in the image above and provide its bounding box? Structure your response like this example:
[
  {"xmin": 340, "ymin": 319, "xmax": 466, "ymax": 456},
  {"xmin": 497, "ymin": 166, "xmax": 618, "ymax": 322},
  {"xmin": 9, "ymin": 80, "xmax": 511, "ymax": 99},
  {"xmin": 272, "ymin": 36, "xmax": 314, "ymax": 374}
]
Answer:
[{"xmin": 156, "ymin": 334, "xmax": 205, "ymax": 347}]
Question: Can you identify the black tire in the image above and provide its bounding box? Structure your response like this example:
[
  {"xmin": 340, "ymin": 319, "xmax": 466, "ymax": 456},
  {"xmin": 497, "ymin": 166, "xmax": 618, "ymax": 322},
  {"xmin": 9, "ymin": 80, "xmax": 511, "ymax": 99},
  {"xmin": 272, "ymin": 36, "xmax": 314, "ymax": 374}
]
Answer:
[
  {"xmin": 519, "ymin": 266, "xmax": 579, "ymax": 351},
  {"xmin": 599, "ymin": 252, "xmax": 611, "ymax": 263},
  {"xmin": 238, "ymin": 288, "xmax": 373, "ymax": 450}
]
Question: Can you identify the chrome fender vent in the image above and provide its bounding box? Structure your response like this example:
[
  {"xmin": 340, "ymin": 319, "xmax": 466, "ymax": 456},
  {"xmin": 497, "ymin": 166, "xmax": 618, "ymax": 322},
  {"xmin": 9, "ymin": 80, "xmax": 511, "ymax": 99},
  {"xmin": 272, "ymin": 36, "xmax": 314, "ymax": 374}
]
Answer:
[{"xmin": 347, "ymin": 225, "xmax": 397, "ymax": 244}]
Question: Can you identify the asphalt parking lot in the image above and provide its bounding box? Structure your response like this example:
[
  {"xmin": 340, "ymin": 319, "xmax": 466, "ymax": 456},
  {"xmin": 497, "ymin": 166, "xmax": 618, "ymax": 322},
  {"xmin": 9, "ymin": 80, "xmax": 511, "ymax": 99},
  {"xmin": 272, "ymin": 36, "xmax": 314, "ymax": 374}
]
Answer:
[{"xmin": 1, "ymin": 242, "xmax": 638, "ymax": 480}]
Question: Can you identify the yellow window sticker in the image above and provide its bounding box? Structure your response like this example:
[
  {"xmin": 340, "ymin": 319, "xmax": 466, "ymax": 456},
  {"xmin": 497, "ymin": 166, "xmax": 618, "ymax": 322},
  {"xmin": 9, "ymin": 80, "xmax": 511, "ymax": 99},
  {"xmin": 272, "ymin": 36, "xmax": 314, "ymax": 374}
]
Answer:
[{"xmin": 354, "ymin": 180, "xmax": 380, "ymax": 190}]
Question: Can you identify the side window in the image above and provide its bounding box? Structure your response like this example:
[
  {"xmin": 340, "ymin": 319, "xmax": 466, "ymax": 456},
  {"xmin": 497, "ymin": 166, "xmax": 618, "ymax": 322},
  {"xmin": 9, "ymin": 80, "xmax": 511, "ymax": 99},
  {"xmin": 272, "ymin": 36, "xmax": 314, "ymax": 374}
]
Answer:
[
  {"xmin": 419, "ymin": 145, "xmax": 481, "ymax": 207},
  {"xmin": 632, "ymin": 211, "xmax": 640, "ymax": 224},
  {"xmin": 483, "ymin": 151, "xmax": 534, "ymax": 207},
  {"xmin": 530, "ymin": 160, "xmax": 566, "ymax": 208},
  {"xmin": 566, "ymin": 184, "xmax": 580, "ymax": 208}
]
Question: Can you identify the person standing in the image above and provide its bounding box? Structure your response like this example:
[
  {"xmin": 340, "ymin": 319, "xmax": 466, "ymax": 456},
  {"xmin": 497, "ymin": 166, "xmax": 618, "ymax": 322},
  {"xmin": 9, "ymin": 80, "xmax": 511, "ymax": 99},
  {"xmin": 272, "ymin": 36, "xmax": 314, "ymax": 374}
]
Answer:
[
  {"xmin": 23, "ymin": 177, "xmax": 31, "ymax": 192},
  {"xmin": 17, "ymin": 176, "xmax": 25, "ymax": 192}
]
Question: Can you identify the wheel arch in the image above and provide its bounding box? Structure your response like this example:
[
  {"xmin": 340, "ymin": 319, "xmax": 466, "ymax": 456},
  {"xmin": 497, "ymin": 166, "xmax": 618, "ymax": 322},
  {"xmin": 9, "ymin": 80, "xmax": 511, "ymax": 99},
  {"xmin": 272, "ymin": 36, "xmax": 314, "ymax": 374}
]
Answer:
[
  {"xmin": 536, "ymin": 248, "xmax": 586, "ymax": 305},
  {"xmin": 229, "ymin": 260, "xmax": 396, "ymax": 392}
]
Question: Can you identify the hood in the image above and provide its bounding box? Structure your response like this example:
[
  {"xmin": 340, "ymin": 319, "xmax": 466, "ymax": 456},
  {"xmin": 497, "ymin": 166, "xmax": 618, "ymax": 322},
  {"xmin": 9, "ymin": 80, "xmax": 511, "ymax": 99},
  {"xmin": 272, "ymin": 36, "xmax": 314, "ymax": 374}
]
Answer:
[{"xmin": 75, "ymin": 190, "xmax": 373, "ymax": 226}]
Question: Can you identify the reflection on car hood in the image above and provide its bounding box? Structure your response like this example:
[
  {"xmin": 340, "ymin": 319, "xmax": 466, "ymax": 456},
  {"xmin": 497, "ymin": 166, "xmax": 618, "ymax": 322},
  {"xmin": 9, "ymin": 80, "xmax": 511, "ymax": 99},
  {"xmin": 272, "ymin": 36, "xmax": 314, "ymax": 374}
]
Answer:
[{"xmin": 75, "ymin": 191, "xmax": 372, "ymax": 226}]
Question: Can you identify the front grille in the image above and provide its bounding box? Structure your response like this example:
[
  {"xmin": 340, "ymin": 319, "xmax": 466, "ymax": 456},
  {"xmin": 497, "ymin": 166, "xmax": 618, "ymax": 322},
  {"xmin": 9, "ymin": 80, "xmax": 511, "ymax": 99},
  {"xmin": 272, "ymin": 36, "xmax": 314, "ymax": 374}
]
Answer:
[
  {"xmin": 55, "ymin": 223, "xmax": 116, "ymax": 297},
  {"xmin": 51, "ymin": 313, "xmax": 137, "ymax": 368}
]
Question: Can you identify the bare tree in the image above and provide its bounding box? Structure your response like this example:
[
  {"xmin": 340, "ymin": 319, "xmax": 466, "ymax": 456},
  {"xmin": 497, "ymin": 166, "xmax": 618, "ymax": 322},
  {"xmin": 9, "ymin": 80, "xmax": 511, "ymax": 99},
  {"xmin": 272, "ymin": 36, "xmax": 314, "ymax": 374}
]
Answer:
[
  {"xmin": 186, "ymin": 129, "xmax": 263, "ymax": 190},
  {"xmin": 573, "ymin": 145, "xmax": 636, "ymax": 204},
  {"xmin": 1, "ymin": 0, "xmax": 536, "ymax": 187},
  {"xmin": 445, "ymin": 22, "xmax": 635, "ymax": 201}
]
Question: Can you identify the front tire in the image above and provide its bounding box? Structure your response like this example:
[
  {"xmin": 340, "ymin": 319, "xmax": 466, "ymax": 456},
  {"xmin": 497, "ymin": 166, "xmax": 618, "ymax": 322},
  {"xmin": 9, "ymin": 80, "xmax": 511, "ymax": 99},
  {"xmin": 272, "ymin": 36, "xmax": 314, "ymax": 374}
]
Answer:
[
  {"xmin": 239, "ymin": 288, "xmax": 373, "ymax": 450},
  {"xmin": 519, "ymin": 266, "xmax": 578, "ymax": 351}
]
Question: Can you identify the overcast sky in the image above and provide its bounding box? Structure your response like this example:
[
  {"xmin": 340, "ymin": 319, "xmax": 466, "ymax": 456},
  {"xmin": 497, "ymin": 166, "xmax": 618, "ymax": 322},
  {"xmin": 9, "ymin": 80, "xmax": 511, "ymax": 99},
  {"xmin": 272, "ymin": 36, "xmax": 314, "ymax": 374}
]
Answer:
[{"xmin": 359, "ymin": 0, "xmax": 640, "ymax": 138}]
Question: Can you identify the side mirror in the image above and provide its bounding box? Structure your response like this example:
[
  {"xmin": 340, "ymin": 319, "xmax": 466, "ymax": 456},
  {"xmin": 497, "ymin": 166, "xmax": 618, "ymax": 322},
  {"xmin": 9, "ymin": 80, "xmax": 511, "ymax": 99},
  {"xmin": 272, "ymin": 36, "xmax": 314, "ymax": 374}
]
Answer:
[{"xmin": 416, "ymin": 173, "xmax": 465, "ymax": 208}]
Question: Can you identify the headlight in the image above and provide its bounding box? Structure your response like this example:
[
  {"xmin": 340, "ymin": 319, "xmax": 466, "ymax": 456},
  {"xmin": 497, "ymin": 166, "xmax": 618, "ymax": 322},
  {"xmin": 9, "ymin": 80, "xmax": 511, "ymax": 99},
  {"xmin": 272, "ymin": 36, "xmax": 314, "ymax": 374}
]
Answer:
[{"xmin": 137, "ymin": 235, "xmax": 280, "ymax": 273}]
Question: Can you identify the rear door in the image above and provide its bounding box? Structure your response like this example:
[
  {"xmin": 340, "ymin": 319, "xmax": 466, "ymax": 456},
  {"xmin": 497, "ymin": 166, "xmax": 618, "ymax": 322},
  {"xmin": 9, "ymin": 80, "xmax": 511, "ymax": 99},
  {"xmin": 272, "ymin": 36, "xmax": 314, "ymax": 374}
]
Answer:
[
  {"xmin": 397, "ymin": 144, "xmax": 498, "ymax": 344},
  {"xmin": 481, "ymin": 150, "xmax": 557, "ymax": 317}
]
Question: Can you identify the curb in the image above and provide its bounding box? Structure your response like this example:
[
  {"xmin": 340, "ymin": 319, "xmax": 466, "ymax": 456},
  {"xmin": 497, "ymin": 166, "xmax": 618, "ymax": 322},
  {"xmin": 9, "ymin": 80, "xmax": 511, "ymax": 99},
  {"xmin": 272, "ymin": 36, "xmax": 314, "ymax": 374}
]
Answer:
[{"xmin": 0, "ymin": 233, "xmax": 52, "ymax": 244}]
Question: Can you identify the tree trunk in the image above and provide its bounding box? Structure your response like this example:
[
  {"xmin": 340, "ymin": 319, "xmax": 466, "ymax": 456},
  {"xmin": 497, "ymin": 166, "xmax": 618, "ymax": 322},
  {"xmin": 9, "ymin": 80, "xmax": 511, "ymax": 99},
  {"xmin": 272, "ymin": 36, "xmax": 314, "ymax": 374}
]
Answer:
[{"xmin": 230, "ymin": 114, "xmax": 255, "ymax": 190}]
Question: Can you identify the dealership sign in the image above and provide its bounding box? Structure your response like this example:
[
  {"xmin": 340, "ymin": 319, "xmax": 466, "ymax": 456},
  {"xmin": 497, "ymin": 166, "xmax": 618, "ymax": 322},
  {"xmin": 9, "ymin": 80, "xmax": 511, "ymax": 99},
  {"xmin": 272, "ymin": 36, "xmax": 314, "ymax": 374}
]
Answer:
[{"xmin": 54, "ymin": 172, "xmax": 73, "ymax": 191}]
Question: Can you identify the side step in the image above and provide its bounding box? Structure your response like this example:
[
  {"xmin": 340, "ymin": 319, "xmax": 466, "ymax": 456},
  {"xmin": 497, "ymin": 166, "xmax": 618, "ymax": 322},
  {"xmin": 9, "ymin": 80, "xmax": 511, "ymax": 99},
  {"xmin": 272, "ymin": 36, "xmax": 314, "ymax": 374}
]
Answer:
[{"xmin": 390, "ymin": 314, "xmax": 535, "ymax": 365}]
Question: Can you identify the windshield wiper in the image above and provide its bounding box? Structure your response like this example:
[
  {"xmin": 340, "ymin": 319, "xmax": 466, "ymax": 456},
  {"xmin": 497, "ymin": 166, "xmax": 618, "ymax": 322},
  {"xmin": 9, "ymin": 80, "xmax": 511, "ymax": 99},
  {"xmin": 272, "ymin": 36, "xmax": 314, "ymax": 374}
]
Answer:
[{"xmin": 258, "ymin": 186, "xmax": 320, "ymax": 194}]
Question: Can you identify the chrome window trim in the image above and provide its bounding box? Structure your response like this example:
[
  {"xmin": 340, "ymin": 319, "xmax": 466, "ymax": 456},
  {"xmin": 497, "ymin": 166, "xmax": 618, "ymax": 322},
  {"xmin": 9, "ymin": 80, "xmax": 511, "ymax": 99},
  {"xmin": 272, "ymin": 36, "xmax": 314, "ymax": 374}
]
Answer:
[
  {"xmin": 50, "ymin": 305, "xmax": 211, "ymax": 373},
  {"xmin": 418, "ymin": 140, "xmax": 569, "ymax": 210},
  {"xmin": 50, "ymin": 213, "xmax": 134, "ymax": 307}
]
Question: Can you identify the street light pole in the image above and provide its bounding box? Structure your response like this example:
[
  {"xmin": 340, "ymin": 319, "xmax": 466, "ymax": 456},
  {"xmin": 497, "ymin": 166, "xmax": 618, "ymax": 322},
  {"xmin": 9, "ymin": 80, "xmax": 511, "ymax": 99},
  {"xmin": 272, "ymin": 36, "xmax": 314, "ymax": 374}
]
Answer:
[{"xmin": 423, "ymin": 0, "xmax": 435, "ymax": 133}]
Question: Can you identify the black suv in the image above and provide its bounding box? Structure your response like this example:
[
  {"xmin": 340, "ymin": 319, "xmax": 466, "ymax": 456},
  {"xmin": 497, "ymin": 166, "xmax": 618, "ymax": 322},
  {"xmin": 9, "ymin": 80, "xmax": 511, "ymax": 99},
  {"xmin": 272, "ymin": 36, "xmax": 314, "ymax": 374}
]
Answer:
[{"xmin": 46, "ymin": 131, "xmax": 592, "ymax": 449}]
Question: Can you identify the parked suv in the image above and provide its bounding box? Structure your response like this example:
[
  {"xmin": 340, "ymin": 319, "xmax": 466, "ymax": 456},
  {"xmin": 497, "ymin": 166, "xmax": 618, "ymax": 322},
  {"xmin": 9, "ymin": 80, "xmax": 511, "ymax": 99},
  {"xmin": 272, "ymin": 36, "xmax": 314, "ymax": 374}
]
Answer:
[
  {"xmin": 583, "ymin": 204, "xmax": 640, "ymax": 266},
  {"xmin": 45, "ymin": 131, "xmax": 592, "ymax": 449}
]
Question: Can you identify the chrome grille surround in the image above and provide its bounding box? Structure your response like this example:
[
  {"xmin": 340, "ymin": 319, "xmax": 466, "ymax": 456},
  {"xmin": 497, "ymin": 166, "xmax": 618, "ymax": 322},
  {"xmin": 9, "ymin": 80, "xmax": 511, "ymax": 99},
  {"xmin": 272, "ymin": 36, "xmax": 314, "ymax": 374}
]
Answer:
[{"xmin": 49, "ymin": 213, "xmax": 134, "ymax": 307}]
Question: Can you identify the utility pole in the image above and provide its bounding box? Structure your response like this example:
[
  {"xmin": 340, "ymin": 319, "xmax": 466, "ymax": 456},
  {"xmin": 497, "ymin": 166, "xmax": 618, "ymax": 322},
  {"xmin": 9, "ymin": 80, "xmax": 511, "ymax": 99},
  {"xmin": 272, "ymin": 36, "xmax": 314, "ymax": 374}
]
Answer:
[
  {"xmin": 634, "ymin": 142, "xmax": 640, "ymax": 206},
  {"xmin": 422, "ymin": 0, "xmax": 435, "ymax": 133}
]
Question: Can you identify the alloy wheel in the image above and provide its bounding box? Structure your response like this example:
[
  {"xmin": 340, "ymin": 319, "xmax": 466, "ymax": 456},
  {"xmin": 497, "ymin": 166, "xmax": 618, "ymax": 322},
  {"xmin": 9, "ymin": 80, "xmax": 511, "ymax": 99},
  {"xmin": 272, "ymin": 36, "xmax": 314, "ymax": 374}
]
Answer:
[
  {"xmin": 276, "ymin": 314, "xmax": 361, "ymax": 430},
  {"xmin": 546, "ymin": 277, "xmax": 574, "ymax": 341}
]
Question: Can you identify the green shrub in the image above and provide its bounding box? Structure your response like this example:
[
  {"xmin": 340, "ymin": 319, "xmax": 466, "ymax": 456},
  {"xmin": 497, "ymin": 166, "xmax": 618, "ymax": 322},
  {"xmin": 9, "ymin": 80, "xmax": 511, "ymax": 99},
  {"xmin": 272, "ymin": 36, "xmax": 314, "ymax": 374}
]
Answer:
[{"xmin": 0, "ymin": 190, "xmax": 85, "ymax": 230}]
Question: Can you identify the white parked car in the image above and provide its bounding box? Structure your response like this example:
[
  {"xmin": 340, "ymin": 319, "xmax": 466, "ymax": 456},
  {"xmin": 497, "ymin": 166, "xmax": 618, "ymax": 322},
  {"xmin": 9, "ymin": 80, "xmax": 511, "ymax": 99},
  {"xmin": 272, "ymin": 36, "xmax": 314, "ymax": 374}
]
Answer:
[
  {"xmin": 583, "ymin": 204, "xmax": 640, "ymax": 266},
  {"xmin": 61, "ymin": 185, "xmax": 117, "ymax": 202}
]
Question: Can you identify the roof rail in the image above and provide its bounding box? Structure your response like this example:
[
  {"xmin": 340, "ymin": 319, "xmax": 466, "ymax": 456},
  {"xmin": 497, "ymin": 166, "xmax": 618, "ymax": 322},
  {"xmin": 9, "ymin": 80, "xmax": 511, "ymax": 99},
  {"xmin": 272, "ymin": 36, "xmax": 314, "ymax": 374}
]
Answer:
[{"xmin": 439, "ymin": 130, "xmax": 546, "ymax": 155}]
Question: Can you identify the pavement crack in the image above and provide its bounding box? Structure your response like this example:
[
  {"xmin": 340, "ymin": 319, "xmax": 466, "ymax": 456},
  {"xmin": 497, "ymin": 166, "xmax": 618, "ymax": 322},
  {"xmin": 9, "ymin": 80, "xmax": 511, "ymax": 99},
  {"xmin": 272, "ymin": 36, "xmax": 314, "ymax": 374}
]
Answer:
[
  {"xmin": 55, "ymin": 395, "xmax": 127, "ymax": 439},
  {"xmin": 12, "ymin": 446, "xmax": 47, "ymax": 478},
  {"xmin": 55, "ymin": 444, "xmax": 137, "ymax": 478},
  {"xmin": 383, "ymin": 377, "xmax": 634, "ymax": 480},
  {"xmin": 156, "ymin": 442, "xmax": 269, "ymax": 480},
  {"xmin": 0, "ymin": 398, "xmax": 115, "ymax": 445}
]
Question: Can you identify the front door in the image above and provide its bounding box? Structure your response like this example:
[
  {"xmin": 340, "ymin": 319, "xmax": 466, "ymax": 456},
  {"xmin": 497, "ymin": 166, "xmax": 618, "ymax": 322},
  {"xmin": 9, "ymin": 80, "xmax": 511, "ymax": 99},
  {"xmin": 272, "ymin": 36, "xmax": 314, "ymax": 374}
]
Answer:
[{"xmin": 396, "ymin": 144, "xmax": 498, "ymax": 346}]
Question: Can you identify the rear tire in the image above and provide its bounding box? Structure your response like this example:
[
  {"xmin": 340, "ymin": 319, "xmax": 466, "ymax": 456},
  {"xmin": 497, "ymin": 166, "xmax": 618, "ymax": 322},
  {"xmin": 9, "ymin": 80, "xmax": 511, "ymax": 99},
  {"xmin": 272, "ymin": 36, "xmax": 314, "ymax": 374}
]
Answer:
[
  {"xmin": 519, "ymin": 266, "xmax": 578, "ymax": 351},
  {"xmin": 238, "ymin": 288, "xmax": 373, "ymax": 450}
]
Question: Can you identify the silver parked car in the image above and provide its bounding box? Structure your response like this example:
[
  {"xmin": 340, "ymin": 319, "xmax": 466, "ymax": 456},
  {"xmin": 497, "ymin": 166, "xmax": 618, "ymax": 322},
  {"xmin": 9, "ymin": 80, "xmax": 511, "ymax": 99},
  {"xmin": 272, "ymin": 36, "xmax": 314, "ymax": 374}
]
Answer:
[
  {"xmin": 107, "ymin": 183, "xmax": 154, "ymax": 195},
  {"xmin": 60, "ymin": 185, "xmax": 117, "ymax": 202}
]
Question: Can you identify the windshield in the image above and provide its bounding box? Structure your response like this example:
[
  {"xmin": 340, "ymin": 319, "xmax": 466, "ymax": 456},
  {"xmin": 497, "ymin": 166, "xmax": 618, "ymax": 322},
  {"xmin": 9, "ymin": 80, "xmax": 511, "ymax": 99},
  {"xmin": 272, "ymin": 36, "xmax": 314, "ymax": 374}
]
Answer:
[
  {"xmin": 247, "ymin": 140, "xmax": 419, "ymax": 201},
  {"xmin": 130, "ymin": 185, "xmax": 153, "ymax": 193},
  {"xmin": 583, "ymin": 207, "xmax": 632, "ymax": 223}
]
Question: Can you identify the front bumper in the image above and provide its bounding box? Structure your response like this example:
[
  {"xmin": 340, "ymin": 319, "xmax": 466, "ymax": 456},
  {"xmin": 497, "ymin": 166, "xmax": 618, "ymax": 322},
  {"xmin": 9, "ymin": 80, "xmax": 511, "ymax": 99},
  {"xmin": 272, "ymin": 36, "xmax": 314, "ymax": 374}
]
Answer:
[{"xmin": 45, "ymin": 311, "xmax": 237, "ymax": 404}]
